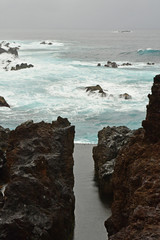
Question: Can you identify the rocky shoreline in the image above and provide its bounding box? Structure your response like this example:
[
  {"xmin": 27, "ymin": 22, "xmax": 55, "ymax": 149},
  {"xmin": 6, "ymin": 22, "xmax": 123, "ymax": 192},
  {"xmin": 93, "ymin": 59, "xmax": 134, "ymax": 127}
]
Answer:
[
  {"xmin": 93, "ymin": 75, "xmax": 160, "ymax": 239},
  {"xmin": 0, "ymin": 41, "xmax": 34, "ymax": 71},
  {"xmin": 0, "ymin": 117, "xmax": 75, "ymax": 240},
  {"xmin": 1, "ymin": 68, "xmax": 160, "ymax": 239}
]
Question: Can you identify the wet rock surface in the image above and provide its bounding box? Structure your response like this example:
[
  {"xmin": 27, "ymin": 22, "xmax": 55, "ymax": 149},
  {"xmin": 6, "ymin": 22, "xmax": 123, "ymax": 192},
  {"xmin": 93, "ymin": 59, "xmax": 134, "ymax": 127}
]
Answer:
[
  {"xmin": 0, "ymin": 41, "xmax": 34, "ymax": 71},
  {"xmin": 0, "ymin": 96, "xmax": 10, "ymax": 108},
  {"xmin": 97, "ymin": 61, "xmax": 132, "ymax": 68},
  {"xmin": 0, "ymin": 117, "xmax": 75, "ymax": 240},
  {"xmin": 11, "ymin": 63, "xmax": 34, "ymax": 71},
  {"xmin": 142, "ymin": 74, "xmax": 160, "ymax": 142},
  {"xmin": 85, "ymin": 85, "xmax": 107, "ymax": 97},
  {"xmin": 93, "ymin": 126, "xmax": 133, "ymax": 195},
  {"xmin": 119, "ymin": 93, "xmax": 132, "ymax": 100},
  {"xmin": 40, "ymin": 41, "xmax": 53, "ymax": 45},
  {"xmin": 104, "ymin": 61, "xmax": 118, "ymax": 68},
  {"xmin": 104, "ymin": 75, "xmax": 160, "ymax": 239}
]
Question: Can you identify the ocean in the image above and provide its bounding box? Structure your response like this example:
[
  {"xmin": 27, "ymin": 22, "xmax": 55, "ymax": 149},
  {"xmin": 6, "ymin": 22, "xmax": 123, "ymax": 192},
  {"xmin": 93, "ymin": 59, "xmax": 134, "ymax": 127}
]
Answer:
[{"xmin": 0, "ymin": 29, "xmax": 160, "ymax": 143}]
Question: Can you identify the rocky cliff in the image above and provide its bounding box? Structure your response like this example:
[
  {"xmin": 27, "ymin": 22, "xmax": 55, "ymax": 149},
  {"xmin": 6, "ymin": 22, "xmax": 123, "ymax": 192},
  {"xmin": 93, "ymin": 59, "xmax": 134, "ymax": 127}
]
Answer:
[
  {"xmin": 0, "ymin": 117, "xmax": 75, "ymax": 240},
  {"xmin": 104, "ymin": 75, "xmax": 160, "ymax": 239},
  {"xmin": 93, "ymin": 126, "xmax": 133, "ymax": 195}
]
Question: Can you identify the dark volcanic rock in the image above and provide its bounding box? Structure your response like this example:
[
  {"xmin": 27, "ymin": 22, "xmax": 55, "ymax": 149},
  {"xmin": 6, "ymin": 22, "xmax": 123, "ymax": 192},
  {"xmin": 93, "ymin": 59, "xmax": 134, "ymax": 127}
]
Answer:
[
  {"xmin": 119, "ymin": 93, "xmax": 132, "ymax": 100},
  {"xmin": 8, "ymin": 47, "xmax": 18, "ymax": 57},
  {"xmin": 0, "ymin": 96, "xmax": 10, "ymax": 108},
  {"xmin": 0, "ymin": 48, "xmax": 7, "ymax": 54},
  {"xmin": 104, "ymin": 61, "xmax": 118, "ymax": 68},
  {"xmin": 121, "ymin": 62, "xmax": 132, "ymax": 66},
  {"xmin": 93, "ymin": 126, "xmax": 133, "ymax": 195},
  {"xmin": 11, "ymin": 63, "xmax": 34, "ymax": 71},
  {"xmin": 142, "ymin": 74, "xmax": 160, "ymax": 142},
  {"xmin": 40, "ymin": 41, "xmax": 53, "ymax": 45},
  {"xmin": 85, "ymin": 85, "xmax": 107, "ymax": 97},
  {"xmin": 0, "ymin": 117, "xmax": 75, "ymax": 240},
  {"xmin": 147, "ymin": 62, "xmax": 154, "ymax": 65},
  {"xmin": 0, "ymin": 126, "xmax": 10, "ymax": 177},
  {"xmin": 105, "ymin": 75, "xmax": 160, "ymax": 239}
]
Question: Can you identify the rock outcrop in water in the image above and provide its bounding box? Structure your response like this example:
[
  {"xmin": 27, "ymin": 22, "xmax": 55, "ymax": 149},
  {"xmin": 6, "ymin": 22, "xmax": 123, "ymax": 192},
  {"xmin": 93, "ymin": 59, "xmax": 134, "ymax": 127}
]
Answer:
[
  {"xmin": 0, "ymin": 117, "xmax": 75, "ymax": 240},
  {"xmin": 0, "ymin": 41, "xmax": 34, "ymax": 71},
  {"xmin": 97, "ymin": 61, "xmax": 132, "ymax": 68},
  {"xmin": 93, "ymin": 126, "xmax": 133, "ymax": 195},
  {"xmin": 119, "ymin": 93, "xmax": 132, "ymax": 100},
  {"xmin": 85, "ymin": 85, "xmax": 107, "ymax": 97},
  {"xmin": 0, "ymin": 96, "xmax": 10, "ymax": 108},
  {"xmin": 101, "ymin": 75, "xmax": 160, "ymax": 239},
  {"xmin": 11, "ymin": 63, "xmax": 34, "ymax": 71},
  {"xmin": 40, "ymin": 41, "xmax": 53, "ymax": 45},
  {"xmin": 104, "ymin": 61, "xmax": 118, "ymax": 68}
]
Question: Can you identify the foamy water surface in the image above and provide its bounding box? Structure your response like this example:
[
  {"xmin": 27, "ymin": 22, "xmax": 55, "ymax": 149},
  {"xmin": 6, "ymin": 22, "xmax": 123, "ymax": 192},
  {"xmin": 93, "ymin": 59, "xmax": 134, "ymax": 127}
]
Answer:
[{"xmin": 0, "ymin": 30, "xmax": 160, "ymax": 143}]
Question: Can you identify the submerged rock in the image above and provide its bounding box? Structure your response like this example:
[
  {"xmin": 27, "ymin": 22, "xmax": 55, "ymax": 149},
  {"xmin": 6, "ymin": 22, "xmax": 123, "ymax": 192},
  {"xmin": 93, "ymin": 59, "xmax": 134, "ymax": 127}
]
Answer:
[
  {"xmin": 147, "ymin": 62, "xmax": 154, "ymax": 65},
  {"xmin": 0, "ymin": 96, "xmax": 10, "ymax": 108},
  {"xmin": 93, "ymin": 126, "xmax": 133, "ymax": 195},
  {"xmin": 0, "ymin": 117, "xmax": 75, "ymax": 240},
  {"xmin": 104, "ymin": 75, "xmax": 160, "ymax": 239},
  {"xmin": 121, "ymin": 62, "xmax": 132, "ymax": 66},
  {"xmin": 40, "ymin": 41, "xmax": 53, "ymax": 45}
]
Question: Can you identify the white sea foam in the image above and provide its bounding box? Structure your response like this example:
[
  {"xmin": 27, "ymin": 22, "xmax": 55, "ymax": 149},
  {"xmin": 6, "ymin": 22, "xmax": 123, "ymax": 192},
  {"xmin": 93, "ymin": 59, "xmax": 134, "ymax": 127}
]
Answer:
[
  {"xmin": 0, "ymin": 37, "xmax": 159, "ymax": 143},
  {"xmin": 19, "ymin": 40, "xmax": 64, "ymax": 51}
]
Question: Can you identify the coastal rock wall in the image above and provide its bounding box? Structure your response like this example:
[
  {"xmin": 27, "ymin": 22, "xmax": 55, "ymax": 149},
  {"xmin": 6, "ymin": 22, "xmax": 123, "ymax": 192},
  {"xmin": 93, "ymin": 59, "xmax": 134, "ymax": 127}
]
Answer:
[
  {"xmin": 142, "ymin": 74, "xmax": 160, "ymax": 142},
  {"xmin": 104, "ymin": 75, "xmax": 160, "ymax": 239},
  {"xmin": 93, "ymin": 126, "xmax": 133, "ymax": 195},
  {"xmin": 0, "ymin": 117, "xmax": 75, "ymax": 240}
]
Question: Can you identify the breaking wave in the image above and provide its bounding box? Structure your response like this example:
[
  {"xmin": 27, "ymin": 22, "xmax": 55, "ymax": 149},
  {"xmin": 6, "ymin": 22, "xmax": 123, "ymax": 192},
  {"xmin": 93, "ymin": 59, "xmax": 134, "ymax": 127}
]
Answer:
[{"xmin": 137, "ymin": 48, "xmax": 160, "ymax": 56}]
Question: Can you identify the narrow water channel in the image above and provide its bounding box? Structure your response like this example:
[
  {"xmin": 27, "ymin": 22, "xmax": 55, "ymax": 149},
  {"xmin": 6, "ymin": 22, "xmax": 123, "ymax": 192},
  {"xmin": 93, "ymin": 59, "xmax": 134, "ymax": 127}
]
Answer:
[{"xmin": 73, "ymin": 144, "xmax": 111, "ymax": 240}]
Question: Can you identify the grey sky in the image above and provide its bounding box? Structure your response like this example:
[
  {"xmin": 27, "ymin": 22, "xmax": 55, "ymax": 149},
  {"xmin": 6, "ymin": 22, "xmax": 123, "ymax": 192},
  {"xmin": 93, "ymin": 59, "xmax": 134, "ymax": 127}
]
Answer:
[{"xmin": 0, "ymin": 0, "xmax": 159, "ymax": 30}]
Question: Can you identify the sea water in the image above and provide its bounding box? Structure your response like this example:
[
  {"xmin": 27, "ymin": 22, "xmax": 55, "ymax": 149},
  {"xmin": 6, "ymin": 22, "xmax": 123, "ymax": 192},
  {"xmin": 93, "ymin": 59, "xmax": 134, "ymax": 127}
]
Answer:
[{"xmin": 0, "ymin": 29, "xmax": 160, "ymax": 143}]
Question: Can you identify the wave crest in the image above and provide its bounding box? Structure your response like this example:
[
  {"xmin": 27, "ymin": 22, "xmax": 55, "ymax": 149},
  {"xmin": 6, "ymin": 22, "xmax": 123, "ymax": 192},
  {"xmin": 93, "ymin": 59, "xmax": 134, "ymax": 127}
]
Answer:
[{"xmin": 137, "ymin": 48, "xmax": 160, "ymax": 55}]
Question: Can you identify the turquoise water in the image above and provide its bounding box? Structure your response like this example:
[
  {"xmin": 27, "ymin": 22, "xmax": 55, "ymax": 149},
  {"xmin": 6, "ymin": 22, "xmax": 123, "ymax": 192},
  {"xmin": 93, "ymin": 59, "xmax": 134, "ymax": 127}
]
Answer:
[{"xmin": 0, "ymin": 30, "xmax": 160, "ymax": 143}]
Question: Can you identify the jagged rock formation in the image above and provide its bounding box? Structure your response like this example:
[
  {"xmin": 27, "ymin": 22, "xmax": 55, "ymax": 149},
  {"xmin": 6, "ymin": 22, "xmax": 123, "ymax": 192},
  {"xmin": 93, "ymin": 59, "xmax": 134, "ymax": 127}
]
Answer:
[
  {"xmin": 97, "ymin": 61, "xmax": 132, "ymax": 68},
  {"xmin": 85, "ymin": 85, "xmax": 107, "ymax": 97},
  {"xmin": 0, "ymin": 41, "xmax": 34, "ymax": 71},
  {"xmin": 11, "ymin": 63, "xmax": 34, "ymax": 71},
  {"xmin": 8, "ymin": 47, "xmax": 18, "ymax": 57},
  {"xmin": 93, "ymin": 126, "xmax": 133, "ymax": 195},
  {"xmin": 104, "ymin": 75, "xmax": 160, "ymax": 239},
  {"xmin": 0, "ymin": 96, "xmax": 10, "ymax": 108},
  {"xmin": 119, "ymin": 93, "xmax": 132, "ymax": 100},
  {"xmin": 142, "ymin": 74, "xmax": 160, "ymax": 142},
  {"xmin": 104, "ymin": 61, "xmax": 118, "ymax": 68},
  {"xmin": 0, "ymin": 117, "xmax": 75, "ymax": 240}
]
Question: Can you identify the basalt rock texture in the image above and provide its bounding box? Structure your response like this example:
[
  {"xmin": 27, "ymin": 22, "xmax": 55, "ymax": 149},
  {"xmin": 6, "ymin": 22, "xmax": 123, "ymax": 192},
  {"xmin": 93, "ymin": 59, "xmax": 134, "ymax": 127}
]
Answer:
[
  {"xmin": 93, "ymin": 126, "xmax": 133, "ymax": 195},
  {"xmin": 0, "ymin": 117, "xmax": 75, "ymax": 240},
  {"xmin": 142, "ymin": 74, "xmax": 160, "ymax": 142},
  {"xmin": 105, "ymin": 75, "xmax": 160, "ymax": 239}
]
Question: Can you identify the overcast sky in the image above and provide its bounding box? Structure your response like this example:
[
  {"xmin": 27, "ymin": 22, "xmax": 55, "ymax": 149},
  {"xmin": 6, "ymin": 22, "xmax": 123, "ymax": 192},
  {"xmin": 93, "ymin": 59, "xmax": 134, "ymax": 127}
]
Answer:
[{"xmin": 0, "ymin": 0, "xmax": 159, "ymax": 30}]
